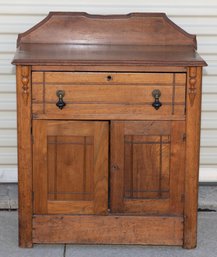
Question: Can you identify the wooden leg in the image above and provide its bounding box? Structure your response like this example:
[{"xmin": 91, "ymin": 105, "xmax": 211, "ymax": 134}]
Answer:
[
  {"xmin": 17, "ymin": 66, "xmax": 33, "ymax": 247},
  {"xmin": 183, "ymin": 67, "xmax": 202, "ymax": 249}
]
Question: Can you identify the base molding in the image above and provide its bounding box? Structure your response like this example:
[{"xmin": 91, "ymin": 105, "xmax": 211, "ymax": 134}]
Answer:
[{"xmin": 33, "ymin": 215, "xmax": 183, "ymax": 245}]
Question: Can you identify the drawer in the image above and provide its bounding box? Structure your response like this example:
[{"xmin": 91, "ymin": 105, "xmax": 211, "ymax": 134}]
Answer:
[{"xmin": 32, "ymin": 72, "xmax": 186, "ymax": 119}]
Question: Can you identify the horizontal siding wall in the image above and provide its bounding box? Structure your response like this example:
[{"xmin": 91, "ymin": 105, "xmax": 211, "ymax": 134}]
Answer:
[{"xmin": 0, "ymin": 0, "xmax": 216, "ymax": 182}]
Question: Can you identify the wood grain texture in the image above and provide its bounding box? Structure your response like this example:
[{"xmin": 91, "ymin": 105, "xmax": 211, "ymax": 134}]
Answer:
[
  {"xmin": 47, "ymin": 201, "xmax": 94, "ymax": 214},
  {"xmin": 16, "ymin": 65, "xmax": 32, "ymax": 247},
  {"xmin": 110, "ymin": 121, "xmax": 185, "ymax": 215},
  {"xmin": 33, "ymin": 121, "xmax": 108, "ymax": 215},
  {"xmin": 169, "ymin": 121, "xmax": 186, "ymax": 215},
  {"xmin": 93, "ymin": 122, "xmax": 109, "ymax": 214},
  {"xmin": 47, "ymin": 136, "xmax": 94, "ymax": 201},
  {"xmin": 183, "ymin": 67, "xmax": 202, "ymax": 249},
  {"xmin": 42, "ymin": 72, "xmax": 185, "ymax": 84},
  {"xmin": 16, "ymin": 12, "xmax": 196, "ymax": 47},
  {"xmin": 12, "ymin": 44, "xmax": 206, "ymax": 66},
  {"xmin": 32, "ymin": 113, "xmax": 186, "ymax": 121},
  {"xmin": 110, "ymin": 122, "xmax": 125, "ymax": 212},
  {"xmin": 12, "ymin": 12, "xmax": 207, "ymax": 66},
  {"xmin": 32, "ymin": 105, "xmax": 186, "ymax": 121},
  {"xmin": 32, "ymin": 71, "xmax": 186, "ymax": 118},
  {"xmin": 33, "ymin": 215, "xmax": 183, "ymax": 245},
  {"xmin": 124, "ymin": 135, "xmax": 170, "ymax": 199},
  {"xmin": 13, "ymin": 12, "xmax": 206, "ymax": 248},
  {"xmin": 32, "ymin": 65, "xmax": 187, "ymax": 72},
  {"xmin": 32, "ymin": 120, "xmax": 48, "ymax": 214},
  {"xmin": 33, "ymin": 85, "xmax": 185, "ymax": 104}
]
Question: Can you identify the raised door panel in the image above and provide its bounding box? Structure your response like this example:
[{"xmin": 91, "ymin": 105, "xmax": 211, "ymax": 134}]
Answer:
[
  {"xmin": 124, "ymin": 135, "xmax": 170, "ymax": 200},
  {"xmin": 47, "ymin": 135, "xmax": 94, "ymax": 201},
  {"xmin": 33, "ymin": 120, "xmax": 108, "ymax": 215},
  {"xmin": 110, "ymin": 121, "xmax": 185, "ymax": 215}
]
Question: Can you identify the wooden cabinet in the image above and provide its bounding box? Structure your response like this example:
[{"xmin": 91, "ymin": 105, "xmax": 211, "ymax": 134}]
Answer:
[{"xmin": 12, "ymin": 12, "xmax": 207, "ymax": 248}]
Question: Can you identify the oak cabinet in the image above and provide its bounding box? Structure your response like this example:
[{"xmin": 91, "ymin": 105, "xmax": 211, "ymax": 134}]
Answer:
[{"xmin": 12, "ymin": 12, "xmax": 207, "ymax": 248}]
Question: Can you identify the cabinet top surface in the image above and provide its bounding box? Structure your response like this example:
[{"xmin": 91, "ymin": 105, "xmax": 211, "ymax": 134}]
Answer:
[{"xmin": 12, "ymin": 12, "xmax": 207, "ymax": 66}]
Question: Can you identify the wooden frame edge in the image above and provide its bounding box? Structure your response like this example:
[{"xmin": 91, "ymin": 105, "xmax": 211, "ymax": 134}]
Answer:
[
  {"xmin": 183, "ymin": 66, "xmax": 202, "ymax": 249},
  {"xmin": 16, "ymin": 65, "xmax": 33, "ymax": 247},
  {"xmin": 33, "ymin": 215, "xmax": 183, "ymax": 245}
]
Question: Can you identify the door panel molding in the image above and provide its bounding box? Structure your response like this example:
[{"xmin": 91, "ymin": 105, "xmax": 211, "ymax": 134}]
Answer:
[
  {"xmin": 110, "ymin": 121, "xmax": 185, "ymax": 215},
  {"xmin": 33, "ymin": 120, "xmax": 109, "ymax": 215}
]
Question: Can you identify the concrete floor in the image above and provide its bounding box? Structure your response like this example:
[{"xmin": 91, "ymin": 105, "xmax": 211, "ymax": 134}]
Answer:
[{"xmin": 0, "ymin": 184, "xmax": 217, "ymax": 257}]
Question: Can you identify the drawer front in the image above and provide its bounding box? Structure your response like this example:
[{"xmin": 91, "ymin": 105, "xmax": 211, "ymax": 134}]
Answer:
[{"xmin": 32, "ymin": 72, "xmax": 186, "ymax": 119}]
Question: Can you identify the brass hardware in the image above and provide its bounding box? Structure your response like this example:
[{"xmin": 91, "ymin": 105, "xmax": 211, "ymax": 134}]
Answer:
[
  {"xmin": 56, "ymin": 90, "xmax": 66, "ymax": 110},
  {"xmin": 152, "ymin": 89, "xmax": 162, "ymax": 110}
]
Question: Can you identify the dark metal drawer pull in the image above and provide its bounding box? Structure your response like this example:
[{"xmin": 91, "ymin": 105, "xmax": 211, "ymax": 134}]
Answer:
[
  {"xmin": 152, "ymin": 89, "xmax": 162, "ymax": 110},
  {"xmin": 56, "ymin": 90, "xmax": 66, "ymax": 110}
]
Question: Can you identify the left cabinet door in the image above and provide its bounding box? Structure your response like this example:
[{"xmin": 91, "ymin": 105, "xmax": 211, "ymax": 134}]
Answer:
[{"xmin": 33, "ymin": 120, "xmax": 108, "ymax": 215}]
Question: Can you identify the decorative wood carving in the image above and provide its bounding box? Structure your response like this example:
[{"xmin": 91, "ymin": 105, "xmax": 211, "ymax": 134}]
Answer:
[
  {"xmin": 188, "ymin": 67, "xmax": 197, "ymax": 106},
  {"xmin": 21, "ymin": 66, "xmax": 30, "ymax": 105}
]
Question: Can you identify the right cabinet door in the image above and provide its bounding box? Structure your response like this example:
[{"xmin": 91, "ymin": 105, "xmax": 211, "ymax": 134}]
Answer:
[{"xmin": 110, "ymin": 121, "xmax": 185, "ymax": 215}]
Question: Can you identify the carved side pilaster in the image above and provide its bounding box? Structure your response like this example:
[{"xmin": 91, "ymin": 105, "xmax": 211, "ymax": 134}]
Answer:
[
  {"xmin": 184, "ymin": 66, "xmax": 202, "ymax": 249},
  {"xmin": 188, "ymin": 67, "xmax": 197, "ymax": 107},
  {"xmin": 21, "ymin": 66, "xmax": 30, "ymax": 105},
  {"xmin": 16, "ymin": 65, "xmax": 32, "ymax": 247}
]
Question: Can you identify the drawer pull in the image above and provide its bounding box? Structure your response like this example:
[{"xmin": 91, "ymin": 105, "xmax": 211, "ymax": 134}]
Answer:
[
  {"xmin": 56, "ymin": 90, "xmax": 66, "ymax": 110},
  {"xmin": 152, "ymin": 89, "xmax": 162, "ymax": 110}
]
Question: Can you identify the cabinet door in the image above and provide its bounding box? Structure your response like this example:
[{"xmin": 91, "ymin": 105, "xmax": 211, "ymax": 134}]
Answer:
[
  {"xmin": 33, "ymin": 120, "xmax": 108, "ymax": 215},
  {"xmin": 110, "ymin": 121, "xmax": 185, "ymax": 215}
]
